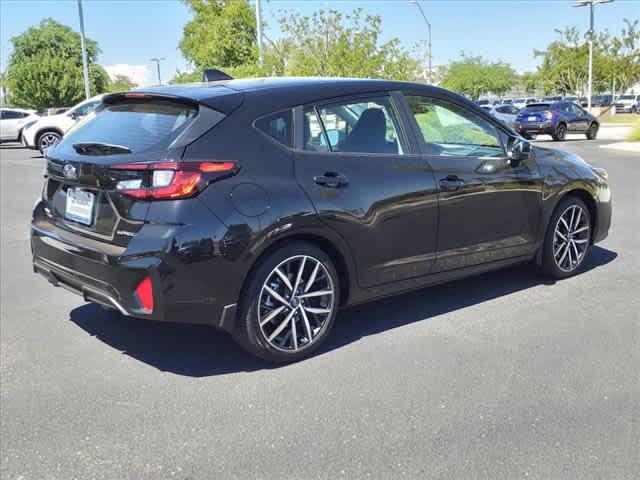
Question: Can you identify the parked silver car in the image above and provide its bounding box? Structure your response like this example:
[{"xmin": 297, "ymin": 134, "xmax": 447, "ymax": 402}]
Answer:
[{"xmin": 481, "ymin": 104, "xmax": 520, "ymax": 128}]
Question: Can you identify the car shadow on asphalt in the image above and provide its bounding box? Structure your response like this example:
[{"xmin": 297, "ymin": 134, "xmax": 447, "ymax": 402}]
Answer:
[
  {"xmin": 0, "ymin": 144, "xmax": 28, "ymax": 150},
  {"xmin": 69, "ymin": 245, "xmax": 617, "ymax": 377}
]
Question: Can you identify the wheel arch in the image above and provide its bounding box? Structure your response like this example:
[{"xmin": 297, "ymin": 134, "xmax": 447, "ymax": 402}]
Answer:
[
  {"xmin": 241, "ymin": 230, "xmax": 354, "ymax": 308},
  {"xmin": 562, "ymin": 189, "xmax": 597, "ymax": 243},
  {"xmin": 537, "ymin": 186, "xmax": 598, "ymax": 267},
  {"xmin": 35, "ymin": 127, "xmax": 64, "ymax": 145}
]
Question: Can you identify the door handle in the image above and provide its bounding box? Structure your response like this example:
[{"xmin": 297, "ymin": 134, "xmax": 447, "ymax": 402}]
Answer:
[
  {"xmin": 439, "ymin": 175, "xmax": 464, "ymax": 192},
  {"xmin": 314, "ymin": 172, "xmax": 349, "ymax": 188}
]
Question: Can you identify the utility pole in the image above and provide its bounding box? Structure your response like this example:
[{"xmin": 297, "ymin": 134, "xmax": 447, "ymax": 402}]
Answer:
[
  {"xmin": 573, "ymin": 0, "xmax": 614, "ymax": 112},
  {"xmin": 256, "ymin": 0, "xmax": 264, "ymax": 66},
  {"xmin": 150, "ymin": 57, "xmax": 165, "ymax": 85},
  {"xmin": 77, "ymin": 0, "xmax": 91, "ymax": 100},
  {"xmin": 409, "ymin": 0, "xmax": 432, "ymax": 83}
]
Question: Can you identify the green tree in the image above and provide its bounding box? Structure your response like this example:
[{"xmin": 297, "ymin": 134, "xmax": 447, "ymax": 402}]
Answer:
[
  {"xmin": 533, "ymin": 20, "xmax": 640, "ymax": 97},
  {"xmin": 519, "ymin": 71, "xmax": 539, "ymax": 95},
  {"xmin": 173, "ymin": 5, "xmax": 419, "ymax": 82},
  {"xmin": 274, "ymin": 8, "xmax": 418, "ymax": 79},
  {"xmin": 106, "ymin": 74, "xmax": 137, "ymax": 92},
  {"xmin": 179, "ymin": 0, "xmax": 258, "ymax": 71},
  {"xmin": 441, "ymin": 54, "xmax": 517, "ymax": 99},
  {"xmin": 5, "ymin": 19, "xmax": 109, "ymax": 110}
]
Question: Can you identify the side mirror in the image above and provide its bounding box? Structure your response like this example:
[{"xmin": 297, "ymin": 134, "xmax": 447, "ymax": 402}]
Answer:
[
  {"xmin": 508, "ymin": 137, "xmax": 530, "ymax": 167},
  {"xmin": 68, "ymin": 111, "xmax": 80, "ymax": 120}
]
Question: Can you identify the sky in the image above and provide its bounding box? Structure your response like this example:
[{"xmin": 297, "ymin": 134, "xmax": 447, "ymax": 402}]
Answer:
[{"xmin": 1, "ymin": 0, "xmax": 638, "ymax": 86}]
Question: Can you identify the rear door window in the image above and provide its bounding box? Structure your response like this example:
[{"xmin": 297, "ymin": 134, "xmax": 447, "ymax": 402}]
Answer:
[
  {"xmin": 255, "ymin": 110, "xmax": 292, "ymax": 147},
  {"xmin": 58, "ymin": 100, "xmax": 198, "ymax": 155},
  {"xmin": 306, "ymin": 96, "xmax": 405, "ymax": 154}
]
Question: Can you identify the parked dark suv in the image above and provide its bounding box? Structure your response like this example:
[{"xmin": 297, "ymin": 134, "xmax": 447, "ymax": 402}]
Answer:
[
  {"xmin": 31, "ymin": 78, "xmax": 612, "ymax": 362},
  {"xmin": 515, "ymin": 102, "xmax": 599, "ymax": 141}
]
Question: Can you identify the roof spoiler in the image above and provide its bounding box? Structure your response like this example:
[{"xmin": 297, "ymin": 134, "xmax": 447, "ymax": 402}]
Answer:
[{"xmin": 202, "ymin": 69, "xmax": 233, "ymax": 82}]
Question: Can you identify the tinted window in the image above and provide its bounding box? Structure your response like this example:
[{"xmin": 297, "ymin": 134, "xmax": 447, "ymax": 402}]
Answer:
[
  {"xmin": 255, "ymin": 110, "xmax": 292, "ymax": 147},
  {"xmin": 406, "ymin": 95, "xmax": 503, "ymax": 158},
  {"xmin": 497, "ymin": 106, "xmax": 517, "ymax": 114},
  {"xmin": 73, "ymin": 101, "xmax": 100, "ymax": 117},
  {"xmin": 309, "ymin": 96, "xmax": 404, "ymax": 155},
  {"xmin": 1, "ymin": 110, "xmax": 21, "ymax": 120},
  {"xmin": 303, "ymin": 107, "xmax": 329, "ymax": 152},
  {"xmin": 59, "ymin": 100, "xmax": 197, "ymax": 154},
  {"xmin": 570, "ymin": 104, "xmax": 585, "ymax": 115},
  {"xmin": 524, "ymin": 103, "xmax": 552, "ymax": 112}
]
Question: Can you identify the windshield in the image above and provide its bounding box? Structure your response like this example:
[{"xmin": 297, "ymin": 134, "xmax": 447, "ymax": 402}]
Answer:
[
  {"xmin": 58, "ymin": 100, "xmax": 198, "ymax": 155},
  {"xmin": 620, "ymin": 95, "xmax": 634, "ymax": 100}
]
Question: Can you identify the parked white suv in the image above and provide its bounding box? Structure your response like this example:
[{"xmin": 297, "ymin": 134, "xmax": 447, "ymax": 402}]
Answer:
[
  {"xmin": 22, "ymin": 94, "xmax": 104, "ymax": 152},
  {"xmin": 0, "ymin": 108, "xmax": 40, "ymax": 143},
  {"xmin": 613, "ymin": 94, "xmax": 640, "ymax": 114}
]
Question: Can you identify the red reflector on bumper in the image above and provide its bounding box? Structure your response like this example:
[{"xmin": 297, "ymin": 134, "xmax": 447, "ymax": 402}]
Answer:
[{"xmin": 134, "ymin": 276, "xmax": 154, "ymax": 313}]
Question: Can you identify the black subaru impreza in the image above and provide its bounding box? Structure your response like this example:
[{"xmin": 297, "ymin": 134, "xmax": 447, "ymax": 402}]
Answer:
[{"xmin": 31, "ymin": 78, "xmax": 611, "ymax": 362}]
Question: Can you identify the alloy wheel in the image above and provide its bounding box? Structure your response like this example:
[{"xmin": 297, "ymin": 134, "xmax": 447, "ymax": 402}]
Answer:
[
  {"xmin": 553, "ymin": 205, "xmax": 590, "ymax": 272},
  {"xmin": 39, "ymin": 133, "xmax": 60, "ymax": 151},
  {"xmin": 258, "ymin": 255, "xmax": 335, "ymax": 352},
  {"xmin": 556, "ymin": 125, "xmax": 566, "ymax": 140}
]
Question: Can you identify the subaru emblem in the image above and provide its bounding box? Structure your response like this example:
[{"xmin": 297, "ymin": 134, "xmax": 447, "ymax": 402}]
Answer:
[{"xmin": 63, "ymin": 164, "xmax": 77, "ymax": 180}]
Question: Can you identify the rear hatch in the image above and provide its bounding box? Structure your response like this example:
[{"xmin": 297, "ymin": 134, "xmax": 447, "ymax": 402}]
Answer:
[
  {"xmin": 41, "ymin": 91, "xmax": 237, "ymax": 247},
  {"xmin": 516, "ymin": 103, "xmax": 552, "ymax": 123}
]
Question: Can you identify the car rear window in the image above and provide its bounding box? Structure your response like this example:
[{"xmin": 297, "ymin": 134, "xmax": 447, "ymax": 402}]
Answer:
[
  {"xmin": 524, "ymin": 103, "xmax": 551, "ymax": 111},
  {"xmin": 59, "ymin": 100, "xmax": 198, "ymax": 155},
  {"xmin": 255, "ymin": 110, "xmax": 292, "ymax": 147}
]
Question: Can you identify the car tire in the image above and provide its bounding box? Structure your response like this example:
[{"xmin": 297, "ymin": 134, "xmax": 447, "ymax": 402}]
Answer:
[
  {"xmin": 540, "ymin": 196, "xmax": 591, "ymax": 279},
  {"xmin": 37, "ymin": 131, "xmax": 62, "ymax": 153},
  {"xmin": 552, "ymin": 123, "xmax": 567, "ymax": 141},
  {"xmin": 233, "ymin": 241, "xmax": 340, "ymax": 363},
  {"xmin": 585, "ymin": 122, "xmax": 598, "ymax": 140}
]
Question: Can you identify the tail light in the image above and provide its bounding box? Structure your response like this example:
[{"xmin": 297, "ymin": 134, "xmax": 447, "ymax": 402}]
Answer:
[
  {"xmin": 543, "ymin": 110, "xmax": 554, "ymax": 120},
  {"xmin": 134, "ymin": 275, "xmax": 154, "ymax": 313},
  {"xmin": 111, "ymin": 161, "xmax": 238, "ymax": 200}
]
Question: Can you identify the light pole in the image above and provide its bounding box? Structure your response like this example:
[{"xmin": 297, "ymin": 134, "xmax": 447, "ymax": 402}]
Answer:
[
  {"xmin": 409, "ymin": 0, "xmax": 432, "ymax": 83},
  {"xmin": 573, "ymin": 0, "xmax": 614, "ymax": 112},
  {"xmin": 256, "ymin": 0, "xmax": 264, "ymax": 66},
  {"xmin": 77, "ymin": 0, "xmax": 91, "ymax": 99},
  {"xmin": 150, "ymin": 57, "xmax": 165, "ymax": 85}
]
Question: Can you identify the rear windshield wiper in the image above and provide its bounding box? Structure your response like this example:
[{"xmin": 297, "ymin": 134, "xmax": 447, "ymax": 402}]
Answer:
[{"xmin": 72, "ymin": 142, "xmax": 132, "ymax": 156}]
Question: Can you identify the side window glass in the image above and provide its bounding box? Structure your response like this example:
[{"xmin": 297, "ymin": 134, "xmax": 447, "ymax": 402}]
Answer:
[
  {"xmin": 255, "ymin": 110, "xmax": 292, "ymax": 147},
  {"xmin": 303, "ymin": 107, "xmax": 329, "ymax": 152},
  {"xmin": 313, "ymin": 96, "xmax": 404, "ymax": 154},
  {"xmin": 74, "ymin": 101, "xmax": 98, "ymax": 117},
  {"xmin": 2, "ymin": 110, "xmax": 19, "ymax": 120},
  {"xmin": 406, "ymin": 95, "xmax": 504, "ymax": 158}
]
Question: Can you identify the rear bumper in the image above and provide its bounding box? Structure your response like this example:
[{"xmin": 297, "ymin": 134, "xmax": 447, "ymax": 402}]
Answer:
[
  {"xmin": 515, "ymin": 121, "xmax": 555, "ymax": 135},
  {"xmin": 31, "ymin": 200, "xmax": 241, "ymax": 332}
]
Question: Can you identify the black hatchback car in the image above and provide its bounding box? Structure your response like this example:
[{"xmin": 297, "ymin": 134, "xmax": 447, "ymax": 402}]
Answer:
[
  {"xmin": 515, "ymin": 101, "xmax": 599, "ymax": 141},
  {"xmin": 31, "ymin": 78, "xmax": 612, "ymax": 362}
]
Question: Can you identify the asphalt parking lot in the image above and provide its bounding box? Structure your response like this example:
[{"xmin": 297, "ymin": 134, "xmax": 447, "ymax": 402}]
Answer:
[{"xmin": 1, "ymin": 136, "xmax": 638, "ymax": 479}]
